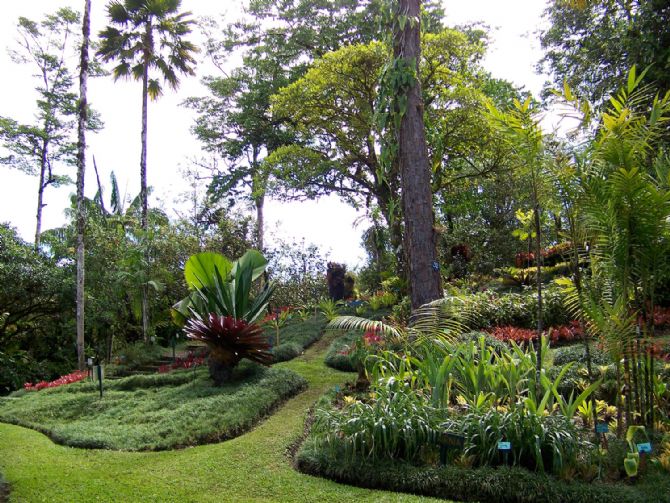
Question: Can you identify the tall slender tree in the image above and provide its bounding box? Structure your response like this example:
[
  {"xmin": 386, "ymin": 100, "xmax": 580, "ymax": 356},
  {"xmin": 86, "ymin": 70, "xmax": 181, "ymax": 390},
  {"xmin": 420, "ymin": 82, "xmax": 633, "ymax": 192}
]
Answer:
[
  {"xmin": 0, "ymin": 9, "xmax": 81, "ymax": 250},
  {"xmin": 97, "ymin": 0, "xmax": 197, "ymax": 340},
  {"xmin": 75, "ymin": 0, "xmax": 92, "ymax": 371}
]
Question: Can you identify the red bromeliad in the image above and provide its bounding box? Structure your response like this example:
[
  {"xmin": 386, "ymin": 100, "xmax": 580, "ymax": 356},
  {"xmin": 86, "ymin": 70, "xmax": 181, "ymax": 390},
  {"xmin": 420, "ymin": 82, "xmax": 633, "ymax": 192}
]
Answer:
[{"xmin": 184, "ymin": 313, "xmax": 272, "ymax": 385}]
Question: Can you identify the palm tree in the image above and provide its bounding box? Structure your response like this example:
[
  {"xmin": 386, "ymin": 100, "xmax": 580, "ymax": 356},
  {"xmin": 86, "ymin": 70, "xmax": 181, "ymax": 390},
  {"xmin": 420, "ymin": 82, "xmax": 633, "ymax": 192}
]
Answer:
[
  {"xmin": 75, "ymin": 0, "xmax": 92, "ymax": 371},
  {"xmin": 97, "ymin": 0, "xmax": 197, "ymax": 340}
]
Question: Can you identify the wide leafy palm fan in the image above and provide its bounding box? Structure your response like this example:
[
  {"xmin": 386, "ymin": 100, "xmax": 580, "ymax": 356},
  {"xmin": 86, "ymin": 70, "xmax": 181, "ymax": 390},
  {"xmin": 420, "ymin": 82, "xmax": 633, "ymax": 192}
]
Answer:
[{"xmin": 184, "ymin": 314, "xmax": 272, "ymax": 385}]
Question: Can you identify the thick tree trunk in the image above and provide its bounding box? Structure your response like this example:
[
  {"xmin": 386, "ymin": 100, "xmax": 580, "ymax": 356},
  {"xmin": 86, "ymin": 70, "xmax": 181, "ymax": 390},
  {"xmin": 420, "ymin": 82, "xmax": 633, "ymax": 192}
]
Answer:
[
  {"xmin": 34, "ymin": 140, "xmax": 49, "ymax": 251},
  {"xmin": 140, "ymin": 24, "xmax": 151, "ymax": 342},
  {"xmin": 75, "ymin": 0, "xmax": 91, "ymax": 371},
  {"xmin": 395, "ymin": 0, "xmax": 442, "ymax": 310}
]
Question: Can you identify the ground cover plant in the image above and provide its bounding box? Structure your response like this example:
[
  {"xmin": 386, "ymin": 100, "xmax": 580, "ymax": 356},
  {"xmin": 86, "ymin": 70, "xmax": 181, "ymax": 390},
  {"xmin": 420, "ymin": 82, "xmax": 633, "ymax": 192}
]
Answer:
[
  {"xmin": 265, "ymin": 312, "xmax": 328, "ymax": 363},
  {"xmin": 0, "ymin": 363, "xmax": 306, "ymax": 451}
]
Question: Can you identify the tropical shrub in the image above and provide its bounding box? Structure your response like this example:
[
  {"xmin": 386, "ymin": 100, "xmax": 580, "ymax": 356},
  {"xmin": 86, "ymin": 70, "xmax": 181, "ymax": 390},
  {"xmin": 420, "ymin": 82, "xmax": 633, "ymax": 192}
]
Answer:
[
  {"xmin": 313, "ymin": 383, "xmax": 444, "ymax": 462},
  {"xmin": 442, "ymin": 406, "xmax": 588, "ymax": 474},
  {"xmin": 553, "ymin": 345, "xmax": 610, "ymax": 367},
  {"xmin": 173, "ymin": 250, "xmax": 274, "ymax": 385},
  {"xmin": 462, "ymin": 285, "xmax": 569, "ymax": 329},
  {"xmin": 489, "ymin": 321, "xmax": 585, "ymax": 346}
]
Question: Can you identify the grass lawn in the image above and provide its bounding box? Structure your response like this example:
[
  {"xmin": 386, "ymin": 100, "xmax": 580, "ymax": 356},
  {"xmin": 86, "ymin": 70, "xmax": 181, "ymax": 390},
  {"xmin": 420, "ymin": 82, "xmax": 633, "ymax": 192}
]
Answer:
[
  {"xmin": 0, "ymin": 364, "xmax": 306, "ymax": 451},
  {"xmin": 0, "ymin": 333, "xmax": 444, "ymax": 502}
]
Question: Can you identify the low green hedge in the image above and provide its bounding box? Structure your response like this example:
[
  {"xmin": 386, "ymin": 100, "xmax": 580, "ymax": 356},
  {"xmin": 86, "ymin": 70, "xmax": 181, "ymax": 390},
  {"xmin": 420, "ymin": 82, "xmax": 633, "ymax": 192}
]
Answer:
[
  {"xmin": 323, "ymin": 332, "xmax": 360, "ymax": 372},
  {"xmin": 553, "ymin": 344, "xmax": 610, "ymax": 366},
  {"xmin": 463, "ymin": 285, "xmax": 570, "ymax": 329},
  {"xmin": 270, "ymin": 314, "xmax": 327, "ymax": 363},
  {"xmin": 296, "ymin": 436, "xmax": 670, "ymax": 503}
]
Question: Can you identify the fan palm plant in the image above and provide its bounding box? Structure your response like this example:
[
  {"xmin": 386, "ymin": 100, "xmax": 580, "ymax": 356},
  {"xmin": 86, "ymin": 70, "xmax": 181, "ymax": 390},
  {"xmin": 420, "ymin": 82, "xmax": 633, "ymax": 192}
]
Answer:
[{"xmin": 97, "ymin": 0, "xmax": 198, "ymax": 341}]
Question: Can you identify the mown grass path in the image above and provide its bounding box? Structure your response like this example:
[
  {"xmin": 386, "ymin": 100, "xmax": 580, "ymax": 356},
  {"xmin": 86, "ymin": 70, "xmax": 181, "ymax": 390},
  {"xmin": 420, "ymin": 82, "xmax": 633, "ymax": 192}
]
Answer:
[{"xmin": 0, "ymin": 335, "xmax": 441, "ymax": 502}]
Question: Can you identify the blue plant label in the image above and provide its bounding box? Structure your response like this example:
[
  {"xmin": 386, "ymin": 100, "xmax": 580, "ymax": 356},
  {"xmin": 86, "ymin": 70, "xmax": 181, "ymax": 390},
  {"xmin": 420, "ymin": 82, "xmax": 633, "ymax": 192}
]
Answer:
[
  {"xmin": 637, "ymin": 442, "xmax": 652, "ymax": 453},
  {"xmin": 596, "ymin": 423, "xmax": 609, "ymax": 434},
  {"xmin": 498, "ymin": 441, "xmax": 511, "ymax": 451},
  {"xmin": 431, "ymin": 261, "xmax": 440, "ymax": 271},
  {"xmin": 334, "ymin": 385, "xmax": 341, "ymax": 392}
]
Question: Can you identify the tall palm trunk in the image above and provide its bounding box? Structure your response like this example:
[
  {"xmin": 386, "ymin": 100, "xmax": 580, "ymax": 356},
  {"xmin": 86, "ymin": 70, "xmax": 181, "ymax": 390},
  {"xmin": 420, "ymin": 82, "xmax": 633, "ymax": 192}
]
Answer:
[
  {"xmin": 139, "ymin": 22, "xmax": 151, "ymax": 342},
  {"xmin": 395, "ymin": 0, "xmax": 442, "ymax": 310},
  {"xmin": 76, "ymin": 0, "xmax": 91, "ymax": 370}
]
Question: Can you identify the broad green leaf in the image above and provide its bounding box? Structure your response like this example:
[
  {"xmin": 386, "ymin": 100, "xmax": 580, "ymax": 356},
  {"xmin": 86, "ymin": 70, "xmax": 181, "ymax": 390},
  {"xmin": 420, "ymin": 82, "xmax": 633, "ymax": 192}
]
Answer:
[
  {"xmin": 184, "ymin": 252, "xmax": 232, "ymax": 290},
  {"xmin": 231, "ymin": 249, "xmax": 268, "ymax": 282}
]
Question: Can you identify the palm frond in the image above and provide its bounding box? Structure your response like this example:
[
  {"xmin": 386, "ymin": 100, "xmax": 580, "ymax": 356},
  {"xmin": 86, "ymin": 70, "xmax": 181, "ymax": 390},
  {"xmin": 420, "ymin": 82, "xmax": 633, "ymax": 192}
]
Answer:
[{"xmin": 326, "ymin": 316, "xmax": 402, "ymax": 340}]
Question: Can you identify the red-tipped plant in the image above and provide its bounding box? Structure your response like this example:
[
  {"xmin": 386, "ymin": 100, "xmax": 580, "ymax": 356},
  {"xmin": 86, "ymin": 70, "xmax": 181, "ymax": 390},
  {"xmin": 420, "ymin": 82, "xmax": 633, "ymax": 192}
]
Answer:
[{"xmin": 185, "ymin": 314, "xmax": 272, "ymax": 385}]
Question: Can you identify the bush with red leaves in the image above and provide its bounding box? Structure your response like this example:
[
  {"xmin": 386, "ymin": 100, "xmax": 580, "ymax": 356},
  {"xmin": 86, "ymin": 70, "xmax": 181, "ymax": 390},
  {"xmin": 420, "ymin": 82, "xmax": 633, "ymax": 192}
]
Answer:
[
  {"xmin": 23, "ymin": 370, "xmax": 88, "ymax": 392},
  {"xmin": 158, "ymin": 350, "xmax": 206, "ymax": 373},
  {"xmin": 489, "ymin": 320, "xmax": 585, "ymax": 346}
]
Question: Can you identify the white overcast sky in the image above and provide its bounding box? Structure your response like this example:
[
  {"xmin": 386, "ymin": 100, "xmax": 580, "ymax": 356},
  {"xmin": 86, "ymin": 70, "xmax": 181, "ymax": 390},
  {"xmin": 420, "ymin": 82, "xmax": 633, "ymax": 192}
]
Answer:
[{"xmin": 0, "ymin": 0, "xmax": 549, "ymax": 268}]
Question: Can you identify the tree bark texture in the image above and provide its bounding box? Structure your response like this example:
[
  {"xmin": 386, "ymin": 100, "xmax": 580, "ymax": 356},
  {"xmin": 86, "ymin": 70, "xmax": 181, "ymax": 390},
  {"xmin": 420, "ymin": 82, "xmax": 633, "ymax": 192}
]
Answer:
[
  {"xmin": 395, "ymin": 0, "xmax": 442, "ymax": 310},
  {"xmin": 76, "ymin": 0, "xmax": 91, "ymax": 370},
  {"xmin": 34, "ymin": 139, "xmax": 49, "ymax": 250}
]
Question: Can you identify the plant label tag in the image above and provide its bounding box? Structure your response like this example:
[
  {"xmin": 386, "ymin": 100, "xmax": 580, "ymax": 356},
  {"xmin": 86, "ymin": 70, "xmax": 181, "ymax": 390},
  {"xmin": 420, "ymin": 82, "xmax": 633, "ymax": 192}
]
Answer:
[
  {"xmin": 596, "ymin": 423, "xmax": 609, "ymax": 434},
  {"xmin": 334, "ymin": 385, "xmax": 340, "ymax": 392},
  {"xmin": 440, "ymin": 433, "xmax": 465, "ymax": 449},
  {"xmin": 498, "ymin": 441, "xmax": 511, "ymax": 451},
  {"xmin": 637, "ymin": 442, "xmax": 652, "ymax": 453}
]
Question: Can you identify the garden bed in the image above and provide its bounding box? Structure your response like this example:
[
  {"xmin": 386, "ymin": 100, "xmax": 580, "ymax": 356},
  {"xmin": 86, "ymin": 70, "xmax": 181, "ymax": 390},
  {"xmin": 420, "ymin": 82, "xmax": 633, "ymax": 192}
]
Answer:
[
  {"xmin": 296, "ymin": 425, "xmax": 670, "ymax": 503},
  {"xmin": 0, "ymin": 362, "xmax": 307, "ymax": 451}
]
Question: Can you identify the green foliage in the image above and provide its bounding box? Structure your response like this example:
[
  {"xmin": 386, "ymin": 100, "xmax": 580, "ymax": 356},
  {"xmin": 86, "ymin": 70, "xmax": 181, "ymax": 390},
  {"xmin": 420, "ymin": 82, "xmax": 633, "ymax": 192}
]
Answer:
[
  {"xmin": 0, "ymin": 363, "xmax": 306, "ymax": 451},
  {"xmin": 318, "ymin": 299, "xmax": 340, "ymax": 321},
  {"xmin": 97, "ymin": 0, "xmax": 197, "ymax": 99},
  {"xmin": 106, "ymin": 341, "xmax": 164, "ymax": 375},
  {"xmin": 540, "ymin": 0, "xmax": 670, "ymax": 107},
  {"xmin": 313, "ymin": 383, "xmax": 444, "ymax": 462},
  {"xmin": 459, "ymin": 285, "xmax": 570, "ymax": 329},
  {"xmin": 457, "ymin": 331, "xmax": 508, "ymax": 356},
  {"xmin": 173, "ymin": 250, "xmax": 273, "ymax": 326},
  {"xmin": 0, "ymin": 225, "xmax": 74, "ymax": 393},
  {"xmin": 553, "ymin": 345, "xmax": 610, "ymax": 367},
  {"xmin": 368, "ymin": 291, "xmax": 397, "ymax": 311},
  {"xmin": 265, "ymin": 239, "xmax": 328, "ymax": 308},
  {"xmin": 324, "ymin": 331, "xmax": 360, "ymax": 372},
  {"xmin": 443, "ymin": 407, "xmax": 587, "ymax": 474}
]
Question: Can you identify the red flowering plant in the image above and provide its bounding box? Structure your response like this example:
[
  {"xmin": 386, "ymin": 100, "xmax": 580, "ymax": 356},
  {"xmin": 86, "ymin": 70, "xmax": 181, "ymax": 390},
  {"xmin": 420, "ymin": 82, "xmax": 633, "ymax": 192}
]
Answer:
[
  {"xmin": 158, "ymin": 349, "xmax": 207, "ymax": 373},
  {"xmin": 348, "ymin": 328, "xmax": 385, "ymax": 385},
  {"xmin": 24, "ymin": 370, "xmax": 88, "ymax": 392}
]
